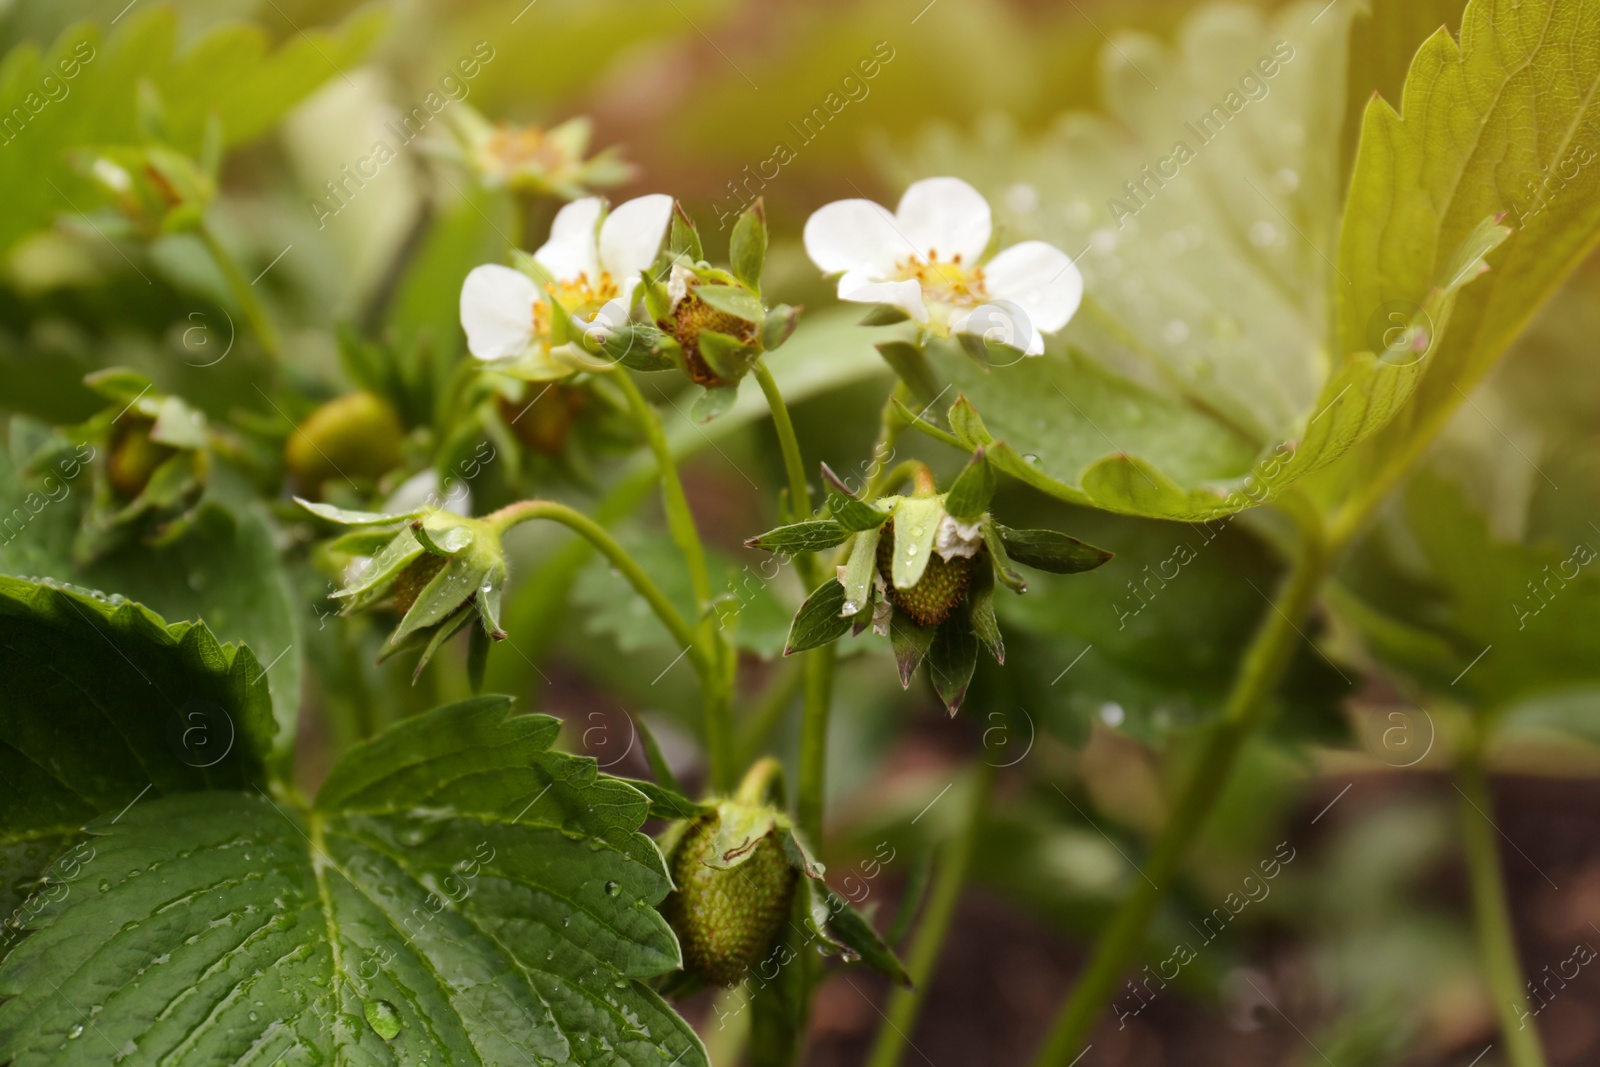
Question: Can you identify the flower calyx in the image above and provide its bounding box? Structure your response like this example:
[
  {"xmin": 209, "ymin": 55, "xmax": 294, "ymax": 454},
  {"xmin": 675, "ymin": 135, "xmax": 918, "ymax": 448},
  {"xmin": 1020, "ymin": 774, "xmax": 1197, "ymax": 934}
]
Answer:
[
  {"xmin": 747, "ymin": 450, "xmax": 1113, "ymax": 715},
  {"xmin": 298, "ymin": 498, "xmax": 510, "ymax": 680}
]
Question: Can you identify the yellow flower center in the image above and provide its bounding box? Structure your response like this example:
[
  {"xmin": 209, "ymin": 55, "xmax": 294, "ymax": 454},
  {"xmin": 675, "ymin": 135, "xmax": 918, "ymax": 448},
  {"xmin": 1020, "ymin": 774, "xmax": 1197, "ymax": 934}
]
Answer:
[
  {"xmin": 895, "ymin": 251, "xmax": 986, "ymax": 310},
  {"xmin": 531, "ymin": 271, "xmax": 621, "ymax": 337},
  {"xmin": 478, "ymin": 125, "xmax": 569, "ymax": 179}
]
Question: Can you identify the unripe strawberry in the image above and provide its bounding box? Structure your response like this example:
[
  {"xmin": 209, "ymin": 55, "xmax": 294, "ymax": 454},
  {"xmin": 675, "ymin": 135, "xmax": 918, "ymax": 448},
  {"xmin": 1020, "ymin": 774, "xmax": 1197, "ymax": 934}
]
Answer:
[
  {"xmin": 389, "ymin": 553, "xmax": 448, "ymax": 615},
  {"xmin": 876, "ymin": 521, "xmax": 975, "ymax": 627},
  {"xmin": 657, "ymin": 285, "xmax": 758, "ymax": 387},
  {"xmin": 107, "ymin": 418, "xmax": 175, "ymax": 500},
  {"xmin": 663, "ymin": 812, "xmax": 797, "ymax": 986},
  {"xmin": 285, "ymin": 391, "xmax": 404, "ymax": 494},
  {"xmin": 496, "ymin": 385, "xmax": 584, "ymax": 456}
]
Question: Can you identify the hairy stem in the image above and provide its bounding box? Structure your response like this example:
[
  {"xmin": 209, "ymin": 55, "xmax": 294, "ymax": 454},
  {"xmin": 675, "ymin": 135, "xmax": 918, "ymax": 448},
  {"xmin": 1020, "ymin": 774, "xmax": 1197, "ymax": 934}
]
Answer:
[
  {"xmin": 1458, "ymin": 737, "xmax": 1550, "ymax": 1067},
  {"xmin": 487, "ymin": 499, "xmax": 704, "ymax": 673},
  {"xmin": 1033, "ymin": 519, "xmax": 1329, "ymax": 1065},
  {"xmin": 865, "ymin": 762, "xmax": 994, "ymax": 1067},
  {"xmin": 198, "ymin": 220, "xmax": 282, "ymax": 364}
]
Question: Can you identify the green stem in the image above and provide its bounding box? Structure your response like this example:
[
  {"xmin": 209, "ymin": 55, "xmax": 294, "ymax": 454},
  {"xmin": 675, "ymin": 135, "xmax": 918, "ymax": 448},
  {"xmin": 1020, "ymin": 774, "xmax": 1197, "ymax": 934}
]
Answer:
[
  {"xmin": 611, "ymin": 369, "xmax": 713, "ymax": 607},
  {"xmin": 1032, "ymin": 518, "xmax": 1330, "ymax": 1066},
  {"xmin": 753, "ymin": 360, "xmax": 812, "ymax": 515},
  {"xmin": 866, "ymin": 762, "xmax": 994, "ymax": 1067},
  {"xmin": 738, "ymin": 659, "xmax": 805, "ymax": 765},
  {"xmin": 1458, "ymin": 735, "xmax": 1550, "ymax": 1067},
  {"xmin": 796, "ymin": 641, "xmax": 837, "ymax": 847},
  {"xmin": 487, "ymin": 500, "xmax": 703, "ymax": 673},
  {"xmin": 198, "ymin": 219, "xmax": 282, "ymax": 363}
]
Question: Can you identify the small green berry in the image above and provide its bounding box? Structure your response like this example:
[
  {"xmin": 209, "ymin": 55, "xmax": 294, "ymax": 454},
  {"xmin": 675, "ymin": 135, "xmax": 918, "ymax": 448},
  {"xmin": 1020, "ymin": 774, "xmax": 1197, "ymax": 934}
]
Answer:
[
  {"xmin": 877, "ymin": 521, "xmax": 975, "ymax": 627},
  {"xmin": 390, "ymin": 554, "xmax": 447, "ymax": 615},
  {"xmin": 662, "ymin": 813, "xmax": 797, "ymax": 986}
]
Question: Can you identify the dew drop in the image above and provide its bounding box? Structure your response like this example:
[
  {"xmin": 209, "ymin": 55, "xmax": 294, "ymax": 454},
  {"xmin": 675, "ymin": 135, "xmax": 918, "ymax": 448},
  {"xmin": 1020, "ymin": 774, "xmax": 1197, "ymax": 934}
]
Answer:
[
  {"xmin": 841, "ymin": 601, "xmax": 859, "ymax": 615},
  {"xmin": 67, "ymin": 1025, "xmax": 84, "ymax": 1040},
  {"xmin": 98, "ymin": 880, "xmax": 112, "ymax": 894},
  {"xmin": 604, "ymin": 881, "xmax": 620, "ymax": 897},
  {"xmin": 906, "ymin": 545, "xmax": 917, "ymax": 557},
  {"xmin": 562, "ymin": 916, "xmax": 572, "ymax": 928},
  {"xmin": 364, "ymin": 1000, "xmax": 402, "ymax": 1041}
]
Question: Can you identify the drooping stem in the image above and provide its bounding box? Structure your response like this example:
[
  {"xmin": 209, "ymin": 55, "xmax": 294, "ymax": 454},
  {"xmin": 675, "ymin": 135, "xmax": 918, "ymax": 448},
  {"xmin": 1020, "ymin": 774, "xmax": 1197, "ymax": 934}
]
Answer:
[
  {"xmin": 611, "ymin": 369, "xmax": 713, "ymax": 607},
  {"xmin": 198, "ymin": 219, "xmax": 282, "ymax": 364},
  {"xmin": 1032, "ymin": 517, "xmax": 1330, "ymax": 1066},
  {"xmin": 865, "ymin": 762, "xmax": 994, "ymax": 1067},
  {"xmin": 487, "ymin": 499, "xmax": 704, "ymax": 673},
  {"xmin": 1458, "ymin": 733, "xmax": 1550, "ymax": 1067}
]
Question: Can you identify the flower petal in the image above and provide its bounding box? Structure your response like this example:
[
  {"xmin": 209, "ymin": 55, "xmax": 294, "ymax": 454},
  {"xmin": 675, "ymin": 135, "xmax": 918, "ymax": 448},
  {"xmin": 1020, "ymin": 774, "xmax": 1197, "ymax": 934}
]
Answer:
[
  {"xmin": 599, "ymin": 193, "xmax": 673, "ymax": 286},
  {"xmin": 896, "ymin": 177, "xmax": 991, "ymax": 264},
  {"xmin": 982, "ymin": 239, "xmax": 1083, "ymax": 334},
  {"xmin": 535, "ymin": 197, "xmax": 603, "ymax": 281},
  {"xmin": 837, "ymin": 272, "xmax": 927, "ymax": 323},
  {"xmin": 803, "ymin": 198, "xmax": 906, "ymax": 276},
  {"xmin": 460, "ymin": 264, "xmax": 540, "ymax": 361}
]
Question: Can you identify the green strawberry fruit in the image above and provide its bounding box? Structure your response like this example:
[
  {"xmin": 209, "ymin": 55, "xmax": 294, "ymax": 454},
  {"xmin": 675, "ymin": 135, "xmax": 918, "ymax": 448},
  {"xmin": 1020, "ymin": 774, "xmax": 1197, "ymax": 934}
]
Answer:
[
  {"xmin": 877, "ymin": 522, "xmax": 975, "ymax": 627},
  {"xmin": 657, "ymin": 285, "xmax": 758, "ymax": 388},
  {"xmin": 389, "ymin": 553, "xmax": 447, "ymax": 615},
  {"xmin": 662, "ymin": 813, "xmax": 797, "ymax": 986},
  {"xmin": 285, "ymin": 391, "xmax": 404, "ymax": 494}
]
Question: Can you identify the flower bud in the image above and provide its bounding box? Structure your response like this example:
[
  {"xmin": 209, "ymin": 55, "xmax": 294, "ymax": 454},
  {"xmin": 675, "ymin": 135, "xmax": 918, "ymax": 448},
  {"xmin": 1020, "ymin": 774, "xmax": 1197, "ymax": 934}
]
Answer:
[{"xmin": 107, "ymin": 418, "xmax": 175, "ymax": 501}]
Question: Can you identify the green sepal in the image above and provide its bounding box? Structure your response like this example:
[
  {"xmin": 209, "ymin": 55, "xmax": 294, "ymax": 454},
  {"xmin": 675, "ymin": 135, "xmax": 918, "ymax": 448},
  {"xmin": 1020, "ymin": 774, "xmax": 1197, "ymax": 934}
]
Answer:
[
  {"xmin": 967, "ymin": 564, "xmax": 1003, "ymax": 664},
  {"xmin": 413, "ymin": 512, "xmax": 476, "ymax": 556},
  {"xmin": 876, "ymin": 340, "xmax": 941, "ymax": 406},
  {"xmin": 838, "ymin": 527, "xmax": 882, "ymax": 614},
  {"xmin": 943, "ymin": 448, "xmax": 995, "ymax": 522},
  {"xmin": 694, "ymin": 284, "xmax": 765, "ymax": 323},
  {"xmin": 761, "ymin": 304, "xmax": 800, "ymax": 351},
  {"xmin": 148, "ymin": 396, "xmax": 208, "ymax": 449},
  {"xmin": 333, "ymin": 527, "xmax": 425, "ymax": 609},
  {"xmin": 668, "ymin": 201, "xmax": 703, "ymax": 262},
  {"xmin": 745, "ymin": 519, "xmax": 853, "ymax": 554},
  {"xmin": 392, "ymin": 552, "xmax": 493, "ymax": 645},
  {"xmin": 887, "ymin": 496, "xmax": 943, "ymax": 590},
  {"xmin": 691, "ymin": 385, "xmax": 740, "ymax": 423},
  {"xmin": 473, "ymin": 560, "xmax": 508, "ymax": 638},
  {"xmin": 957, "ymin": 328, "xmax": 1029, "ymax": 366},
  {"xmin": 947, "ymin": 395, "xmax": 989, "ymax": 446},
  {"xmin": 825, "ymin": 485, "xmax": 891, "ymax": 533},
  {"xmin": 996, "ymin": 525, "xmax": 1114, "ymax": 574},
  {"xmin": 590, "ymin": 322, "xmax": 681, "ymax": 372},
  {"xmin": 84, "ymin": 366, "xmax": 155, "ymax": 404},
  {"xmin": 981, "ymin": 520, "xmax": 1027, "ymax": 592},
  {"xmin": 784, "ymin": 579, "xmax": 851, "ymax": 655},
  {"xmin": 890, "ymin": 612, "xmax": 935, "ymax": 688},
  {"xmin": 642, "ymin": 272, "xmax": 674, "ymax": 322},
  {"xmin": 729, "ymin": 199, "xmax": 766, "ymax": 294},
  {"xmin": 811, "ymin": 882, "xmax": 912, "ymax": 986},
  {"xmin": 408, "ymin": 603, "xmax": 475, "ymax": 679},
  {"xmin": 927, "ymin": 609, "xmax": 979, "ymax": 715},
  {"xmin": 859, "ymin": 304, "xmax": 911, "ymax": 327},
  {"xmin": 698, "ymin": 329, "xmax": 760, "ymax": 383},
  {"xmin": 325, "ymin": 527, "xmax": 397, "ymax": 557},
  {"xmin": 296, "ymin": 498, "xmax": 413, "ymax": 526}
]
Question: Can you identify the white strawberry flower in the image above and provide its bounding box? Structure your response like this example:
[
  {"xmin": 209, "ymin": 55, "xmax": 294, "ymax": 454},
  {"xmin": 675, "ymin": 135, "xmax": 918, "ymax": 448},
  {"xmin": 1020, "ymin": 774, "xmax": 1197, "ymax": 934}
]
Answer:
[
  {"xmin": 459, "ymin": 193, "xmax": 673, "ymax": 378},
  {"xmin": 802, "ymin": 177, "xmax": 1082, "ymax": 357}
]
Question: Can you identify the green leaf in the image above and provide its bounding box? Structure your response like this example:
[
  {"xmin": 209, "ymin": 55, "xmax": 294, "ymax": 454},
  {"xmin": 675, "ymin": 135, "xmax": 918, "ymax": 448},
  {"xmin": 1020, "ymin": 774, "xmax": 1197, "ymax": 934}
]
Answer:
[
  {"xmin": 1312, "ymin": 0, "xmax": 1600, "ymax": 520},
  {"xmin": 296, "ymin": 498, "xmax": 410, "ymax": 526},
  {"xmin": 694, "ymin": 284, "xmax": 765, "ymax": 323},
  {"xmin": 784, "ymin": 580, "xmax": 851, "ymax": 655},
  {"xmin": 943, "ymin": 448, "xmax": 995, "ymax": 521},
  {"xmin": 0, "ymin": 575, "xmax": 272, "ymax": 932},
  {"xmin": 760, "ymin": 304, "xmax": 800, "ymax": 351},
  {"xmin": 0, "ymin": 697, "xmax": 708, "ymax": 1067},
  {"xmin": 729, "ymin": 200, "xmax": 767, "ymax": 293},
  {"xmin": 997, "ymin": 525, "xmax": 1114, "ymax": 575},
  {"xmin": 886, "ymin": 497, "xmax": 943, "ymax": 590},
  {"xmin": 745, "ymin": 519, "xmax": 853, "ymax": 553},
  {"xmin": 968, "ymin": 564, "xmax": 1004, "ymax": 664},
  {"xmin": 669, "ymin": 201, "xmax": 703, "ymax": 261}
]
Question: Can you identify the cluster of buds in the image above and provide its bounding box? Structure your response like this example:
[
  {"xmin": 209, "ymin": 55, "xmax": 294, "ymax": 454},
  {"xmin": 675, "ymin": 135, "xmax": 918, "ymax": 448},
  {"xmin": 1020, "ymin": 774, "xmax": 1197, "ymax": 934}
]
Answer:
[
  {"xmin": 298, "ymin": 499, "xmax": 510, "ymax": 678},
  {"xmin": 747, "ymin": 447, "xmax": 1111, "ymax": 714}
]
